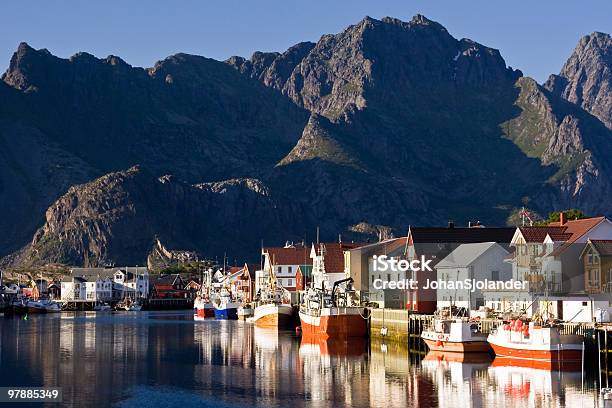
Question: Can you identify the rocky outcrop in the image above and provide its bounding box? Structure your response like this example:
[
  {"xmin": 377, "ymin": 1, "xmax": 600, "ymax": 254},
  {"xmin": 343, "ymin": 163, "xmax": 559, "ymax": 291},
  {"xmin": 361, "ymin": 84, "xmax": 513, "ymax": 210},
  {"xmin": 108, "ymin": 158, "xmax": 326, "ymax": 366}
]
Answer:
[
  {"xmin": 13, "ymin": 167, "xmax": 314, "ymax": 266},
  {"xmin": 544, "ymin": 32, "xmax": 612, "ymax": 129},
  {"xmin": 505, "ymin": 77, "xmax": 612, "ymax": 214},
  {"xmin": 277, "ymin": 114, "xmax": 362, "ymax": 168}
]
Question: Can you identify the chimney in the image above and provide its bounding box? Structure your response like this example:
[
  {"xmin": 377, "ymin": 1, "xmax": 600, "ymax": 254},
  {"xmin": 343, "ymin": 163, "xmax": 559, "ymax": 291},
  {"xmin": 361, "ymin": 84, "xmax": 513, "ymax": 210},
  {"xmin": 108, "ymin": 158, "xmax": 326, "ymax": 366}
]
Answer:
[
  {"xmin": 448, "ymin": 221, "xmax": 455, "ymax": 229},
  {"xmin": 560, "ymin": 212, "xmax": 567, "ymax": 226}
]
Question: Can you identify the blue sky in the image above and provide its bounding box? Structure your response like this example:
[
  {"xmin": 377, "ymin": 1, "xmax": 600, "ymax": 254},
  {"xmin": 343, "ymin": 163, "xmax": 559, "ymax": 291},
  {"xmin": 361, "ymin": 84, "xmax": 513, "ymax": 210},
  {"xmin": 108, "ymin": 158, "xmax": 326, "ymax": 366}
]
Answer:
[{"xmin": 1, "ymin": 1, "xmax": 610, "ymax": 83}]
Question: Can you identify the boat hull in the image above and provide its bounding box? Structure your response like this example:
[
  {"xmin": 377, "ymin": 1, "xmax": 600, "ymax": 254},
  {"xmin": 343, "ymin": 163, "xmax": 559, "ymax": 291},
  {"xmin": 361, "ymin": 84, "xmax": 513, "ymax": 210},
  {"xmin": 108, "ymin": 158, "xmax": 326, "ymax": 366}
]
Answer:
[
  {"xmin": 490, "ymin": 343, "xmax": 582, "ymax": 362},
  {"xmin": 253, "ymin": 304, "xmax": 293, "ymax": 328},
  {"xmin": 26, "ymin": 306, "xmax": 48, "ymax": 314},
  {"xmin": 299, "ymin": 308, "xmax": 367, "ymax": 339},
  {"xmin": 196, "ymin": 306, "xmax": 215, "ymax": 318},
  {"xmin": 238, "ymin": 308, "xmax": 254, "ymax": 321},
  {"xmin": 423, "ymin": 338, "xmax": 490, "ymax": 353},
  {"xmin": 214, "ymin": 307, "xmax": 238, "ymax": 320}
]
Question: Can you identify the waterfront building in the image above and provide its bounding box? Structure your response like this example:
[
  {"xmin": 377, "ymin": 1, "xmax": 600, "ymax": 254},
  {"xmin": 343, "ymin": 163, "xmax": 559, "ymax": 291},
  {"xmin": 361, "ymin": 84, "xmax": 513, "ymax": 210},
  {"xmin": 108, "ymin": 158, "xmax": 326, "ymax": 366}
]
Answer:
[
  {"xmin": 343, "ymin": 238, "xmax": 408, "ymax": 307},
  {"xmin": 310, "ymin": 242, "xmax": 363, "ymax": 291},
  {"xmin": 151, "ymin": 274, "xmax": 188, "ymax": 298},
  {"xmin": 435, "ymin": 242, "xmax": 511, "ymax": 310},
  {"xmin": 581, "ymin": 239, "xmax": 612, "ymax": 294},
  {"xmin": 61, "ymin": 266, "xmax": 150, "ymax": 302},
  {"xmin": 484, "ymin": 215, "xmax": 612, "ymax": 321},
  {"xmin": 233, "ymin": 263, "xmax": 259, "ymax": 303},
  {"xmin": 260, "ymin": 243, "xmax": 311, "ymax": 296},
  {"xmin": 404, "ymin": 224, "xmax": 515, "ymax": 313},
  {"xmin": 184, "ymin": 279, "xmax": 201, "ymax": 299}
]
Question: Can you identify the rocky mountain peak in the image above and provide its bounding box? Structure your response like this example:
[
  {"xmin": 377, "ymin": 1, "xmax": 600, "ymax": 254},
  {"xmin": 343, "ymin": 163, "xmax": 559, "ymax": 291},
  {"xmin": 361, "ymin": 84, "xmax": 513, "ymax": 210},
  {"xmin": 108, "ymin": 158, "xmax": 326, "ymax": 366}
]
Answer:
[
  {"xmin": 2, "ymin": 42, "xmax": 59, "ymax": 91},
  {"xmin": 544, "ymin": 31, "xmax": 612, "ymax": 129}
]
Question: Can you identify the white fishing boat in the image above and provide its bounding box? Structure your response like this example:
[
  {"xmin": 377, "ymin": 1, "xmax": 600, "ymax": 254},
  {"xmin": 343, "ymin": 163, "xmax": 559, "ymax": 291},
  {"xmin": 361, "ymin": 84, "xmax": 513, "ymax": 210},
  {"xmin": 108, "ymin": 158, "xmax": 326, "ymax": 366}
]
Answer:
[
  {"xmin": 421, "ymin": 309, "xmax": 489, "ymax": 352},
  {"xmin": 25, "ymin": 299, "xmax": 61, "ymax": 313},
  {"xmin": 237, "ymin": 304, "xmax": 254, "ymax": 320},
  {"xmin": 212, "ymin": 288, "xmax": 240, "ymax": 319},
  {"xmin": 94, "ymin": 302, "xmax": 112, "ymax": 312},
  {"xmin": 124, "ymin": 301, "xmax": 143, "ymax": 311},
  {"xmin": 252, "ymin": 272, "xmax": 293, "ymax": 328}
]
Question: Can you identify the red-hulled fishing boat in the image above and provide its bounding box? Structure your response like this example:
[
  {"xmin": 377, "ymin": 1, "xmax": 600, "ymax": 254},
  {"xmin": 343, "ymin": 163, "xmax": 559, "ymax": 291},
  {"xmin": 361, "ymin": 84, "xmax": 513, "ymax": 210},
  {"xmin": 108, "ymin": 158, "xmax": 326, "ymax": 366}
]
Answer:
[
  {"xmin": 298, "ymin": 277, "xmax": 367, "ymax": 339},
  {"xmin": 487, "ymin": 319, "xmax": 583, "ymax": 370}
]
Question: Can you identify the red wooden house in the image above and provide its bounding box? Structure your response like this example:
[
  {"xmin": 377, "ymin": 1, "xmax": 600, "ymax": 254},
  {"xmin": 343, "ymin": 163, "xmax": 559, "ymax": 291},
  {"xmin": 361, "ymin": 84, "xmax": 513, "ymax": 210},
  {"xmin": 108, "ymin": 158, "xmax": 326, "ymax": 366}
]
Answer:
[{"xmin": 152, "ymin": 274, "xmax": 190, "ymax": 299}]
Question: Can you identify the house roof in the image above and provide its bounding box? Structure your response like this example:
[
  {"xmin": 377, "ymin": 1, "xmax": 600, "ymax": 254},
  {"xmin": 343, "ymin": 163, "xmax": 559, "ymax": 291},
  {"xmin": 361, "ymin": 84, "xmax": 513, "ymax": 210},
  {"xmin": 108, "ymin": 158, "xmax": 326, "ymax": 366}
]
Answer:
[
  {"xmin": 518, "ymin": 226, "xmax": 566, "ymax": 243},
  {"xmin": 589, "ymin": 240, "xmax": 612, "ymax": 257},
  {"xmin": 154, "ymin": 274, "xmax": 183, "ymax": 286},
  {"xmin": 409, "ymin": 227, "xmax": 515, "ymax": 243},
  {"xmin": 66, "ymin": 267, "xmax": 148, "ymax": 282},
  {"xmin": 313, "ymin": 242, "xmax": 364, "ymax": 273},
  {"xmin": 436, "ymin": 242, "xmax": 507, "ymax": 268},
  {"xmin": 549, "ymin": 216, "xmax": 606, "ymax": 244},
  {"xmin": 264, "ymin": 245, "xmax": 311, "ymax": 266},
  {"xmin": 229, "ymin": 266, "xmax": 243, "ymax": 274},
  {"xmin": 242, "ymin": 263, "xmax": 260, "ymax": 279},
  {"xmin": 546, "ymin": 232, "xmax": 574, "ymax": 242}
]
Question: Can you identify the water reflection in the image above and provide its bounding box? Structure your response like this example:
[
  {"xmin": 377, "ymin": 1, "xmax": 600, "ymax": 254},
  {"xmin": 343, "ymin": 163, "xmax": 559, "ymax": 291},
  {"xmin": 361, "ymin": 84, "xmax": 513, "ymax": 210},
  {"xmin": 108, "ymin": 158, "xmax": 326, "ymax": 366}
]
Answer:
[{"xmin": 0, "ymin": 312, "xmax": 604, "ymax": 407}]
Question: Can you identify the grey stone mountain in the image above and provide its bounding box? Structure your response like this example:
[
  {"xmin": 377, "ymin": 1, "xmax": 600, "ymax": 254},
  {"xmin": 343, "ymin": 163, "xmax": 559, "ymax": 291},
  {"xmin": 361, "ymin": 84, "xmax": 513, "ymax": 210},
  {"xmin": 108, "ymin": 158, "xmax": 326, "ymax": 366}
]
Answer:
[
  {"xmin": 545, "ymin": 32, "xmax": 612, "ymax": 129},
  {"xmin": 1, "ymin": 15, "xmax": 612, "ymax": 267}
]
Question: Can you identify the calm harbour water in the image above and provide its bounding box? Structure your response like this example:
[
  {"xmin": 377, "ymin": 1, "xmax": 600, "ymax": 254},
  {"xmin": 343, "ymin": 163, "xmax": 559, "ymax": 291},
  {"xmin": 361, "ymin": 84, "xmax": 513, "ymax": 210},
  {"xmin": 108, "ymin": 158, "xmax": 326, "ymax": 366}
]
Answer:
[{"xmin": 0, "ymin": 311, "xmax": 603, "ymax": 407}]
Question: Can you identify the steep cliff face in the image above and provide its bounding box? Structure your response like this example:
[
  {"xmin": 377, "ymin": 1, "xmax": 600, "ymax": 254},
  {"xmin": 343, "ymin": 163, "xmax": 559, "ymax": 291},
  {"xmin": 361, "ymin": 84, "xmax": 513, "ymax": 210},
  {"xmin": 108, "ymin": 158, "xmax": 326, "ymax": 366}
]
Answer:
[
  {"xmin": 503, "ymin": 77, "xmax": 612, "ymax": 213},
  {"xmin": 544, "ymin": 32, "xmax": 612, "ymax": 129},
  {"xmin": 13, "ymin": 167, "xmax": 314, "ymax": 266}
]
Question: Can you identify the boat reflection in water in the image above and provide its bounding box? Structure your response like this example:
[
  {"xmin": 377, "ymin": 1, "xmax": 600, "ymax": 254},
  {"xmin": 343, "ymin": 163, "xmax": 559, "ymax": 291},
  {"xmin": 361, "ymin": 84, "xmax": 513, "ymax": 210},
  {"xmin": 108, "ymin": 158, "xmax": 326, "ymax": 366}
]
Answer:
[
  {"xmin": 420, "ymin": 349, "xmax": 597, "ymax": 408},
  {"xmin": 0, "ymin": 312, "xmax": 604, "ymax": 407},
  {"xmin": 488, "ymin": 357, "xmax": 590, "ymax": 406}
]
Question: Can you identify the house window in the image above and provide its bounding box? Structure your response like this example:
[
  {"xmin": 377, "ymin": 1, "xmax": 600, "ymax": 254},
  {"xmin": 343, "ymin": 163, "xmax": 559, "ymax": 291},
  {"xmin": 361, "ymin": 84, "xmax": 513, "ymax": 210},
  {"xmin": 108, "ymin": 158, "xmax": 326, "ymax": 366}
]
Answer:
[
  {"xmin": 491, "ymin": 270, "xmax": 499, "ymax": 281},
  {"xmin": 591, "ymin": 268, "xmax": 600, "ymax": 283},
  {"xmin": 288, "ymin": 266, "xmax": 292, "ymax": 274},
  {"xmin": 277, "ymin": 266, "xmax": 282, "ymax": 275},
  {"xmin": 582, "ymin": 301, "xmax": 588, "ymax": 306}
]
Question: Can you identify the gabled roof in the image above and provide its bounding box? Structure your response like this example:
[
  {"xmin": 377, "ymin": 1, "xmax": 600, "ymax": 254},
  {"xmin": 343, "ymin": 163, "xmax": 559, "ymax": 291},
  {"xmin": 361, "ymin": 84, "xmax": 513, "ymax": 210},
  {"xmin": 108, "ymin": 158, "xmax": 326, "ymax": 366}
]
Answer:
[
  {"xmin": 549, "ymin": 216, "xmax": 606, "ymax": 244},
  {"xmin": 516, "ymin": 227, "xmax": 565, "ymax": 243},
  {"xmin": 242, "ymin": 263, "xmax": 260, "ymax": 279},
  {"xmin": 515, "ymin": 217, "xmax": 607, "ymax": 246},
  {"xmin": 66, "ymin": 266, "xmax": 148, "ymax": 282},
  {"xmin": 546, "ymin": 232, "xmax": 573, "ymax": 242},
  {"xmin": 312, "ymin": 242, "xmax": 365, "ymax": 273},
  {"xmin": 585, "ymin": 240, "xmax": 612, "ymax": 257},
  {"xmin": 155, "ymin": 274, "xmax": 183, "ymax": 286},
  {"xmin": 436, "ymin": 242, "xmax": 507, "ymax": 268},
  {"xmin": 408, "ymin": 227, "xmax": 515, "ymax": 244}
]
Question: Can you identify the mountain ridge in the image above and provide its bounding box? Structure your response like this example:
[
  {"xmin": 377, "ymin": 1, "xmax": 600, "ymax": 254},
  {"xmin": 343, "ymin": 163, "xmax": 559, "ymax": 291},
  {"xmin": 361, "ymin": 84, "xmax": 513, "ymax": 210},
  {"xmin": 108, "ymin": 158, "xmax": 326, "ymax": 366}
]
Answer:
[{"xmin": 2, "ymin": 15, "xmax": 612, "ymax": 267}]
